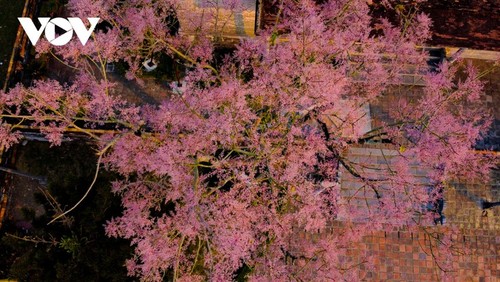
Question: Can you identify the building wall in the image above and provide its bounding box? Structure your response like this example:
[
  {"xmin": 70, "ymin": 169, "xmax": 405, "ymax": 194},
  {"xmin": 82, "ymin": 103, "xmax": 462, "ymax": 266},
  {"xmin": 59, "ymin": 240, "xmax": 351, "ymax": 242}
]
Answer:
[{"xmin": 176, "ymin": 0, "xmax": 257, "ymax": 39}]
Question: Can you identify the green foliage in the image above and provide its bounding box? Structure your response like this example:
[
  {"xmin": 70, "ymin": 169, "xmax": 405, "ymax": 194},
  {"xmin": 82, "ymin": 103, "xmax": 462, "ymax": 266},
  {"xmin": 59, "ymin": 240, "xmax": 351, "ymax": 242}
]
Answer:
[{"xmin": 59, "ymin": 235, "xmax": 82, "ymax": 258}]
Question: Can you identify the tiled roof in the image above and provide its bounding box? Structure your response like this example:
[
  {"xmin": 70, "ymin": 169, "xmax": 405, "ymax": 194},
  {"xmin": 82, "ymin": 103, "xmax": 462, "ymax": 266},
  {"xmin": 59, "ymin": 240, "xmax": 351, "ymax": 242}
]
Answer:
[{"xmin": 258, "ymin": 1, "xmax": 500, "ymax": 51}]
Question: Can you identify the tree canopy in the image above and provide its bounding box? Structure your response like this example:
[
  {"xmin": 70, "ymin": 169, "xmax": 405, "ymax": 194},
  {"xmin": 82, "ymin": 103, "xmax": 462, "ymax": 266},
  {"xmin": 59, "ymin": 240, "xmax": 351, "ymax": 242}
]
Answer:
[{"xmin": 0, "ymin": 0, "xmax": 496, "ymax": 280}]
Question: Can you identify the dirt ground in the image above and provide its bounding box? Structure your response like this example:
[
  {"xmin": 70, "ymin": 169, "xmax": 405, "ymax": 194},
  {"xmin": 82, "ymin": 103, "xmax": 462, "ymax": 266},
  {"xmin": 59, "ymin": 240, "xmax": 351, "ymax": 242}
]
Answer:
[{"xmin": 5, "ymin": 174, "xmax": 45, "ymax": 229}]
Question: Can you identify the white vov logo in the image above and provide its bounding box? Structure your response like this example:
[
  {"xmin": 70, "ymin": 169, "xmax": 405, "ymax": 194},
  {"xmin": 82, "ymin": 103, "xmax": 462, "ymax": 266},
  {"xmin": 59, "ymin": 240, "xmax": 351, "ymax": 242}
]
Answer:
[{"xmin": 18, "ymin": 17, "xmax": 100, "ymax": 46}]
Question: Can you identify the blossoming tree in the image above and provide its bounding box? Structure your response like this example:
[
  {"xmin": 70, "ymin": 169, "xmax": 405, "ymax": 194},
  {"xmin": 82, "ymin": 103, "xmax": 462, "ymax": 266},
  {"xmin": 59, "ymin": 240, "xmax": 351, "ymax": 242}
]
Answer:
[{"xmin": 0, "ymin": 0, "xmax": 496, "ymax": 280}]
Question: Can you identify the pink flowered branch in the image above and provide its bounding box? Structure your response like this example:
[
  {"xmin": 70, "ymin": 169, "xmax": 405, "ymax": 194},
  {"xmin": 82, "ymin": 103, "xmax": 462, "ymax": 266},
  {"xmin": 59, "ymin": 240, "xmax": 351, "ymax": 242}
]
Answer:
[{"xmin": 1, "ymin": 0, "xmax": 498, "ymax": 281}]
